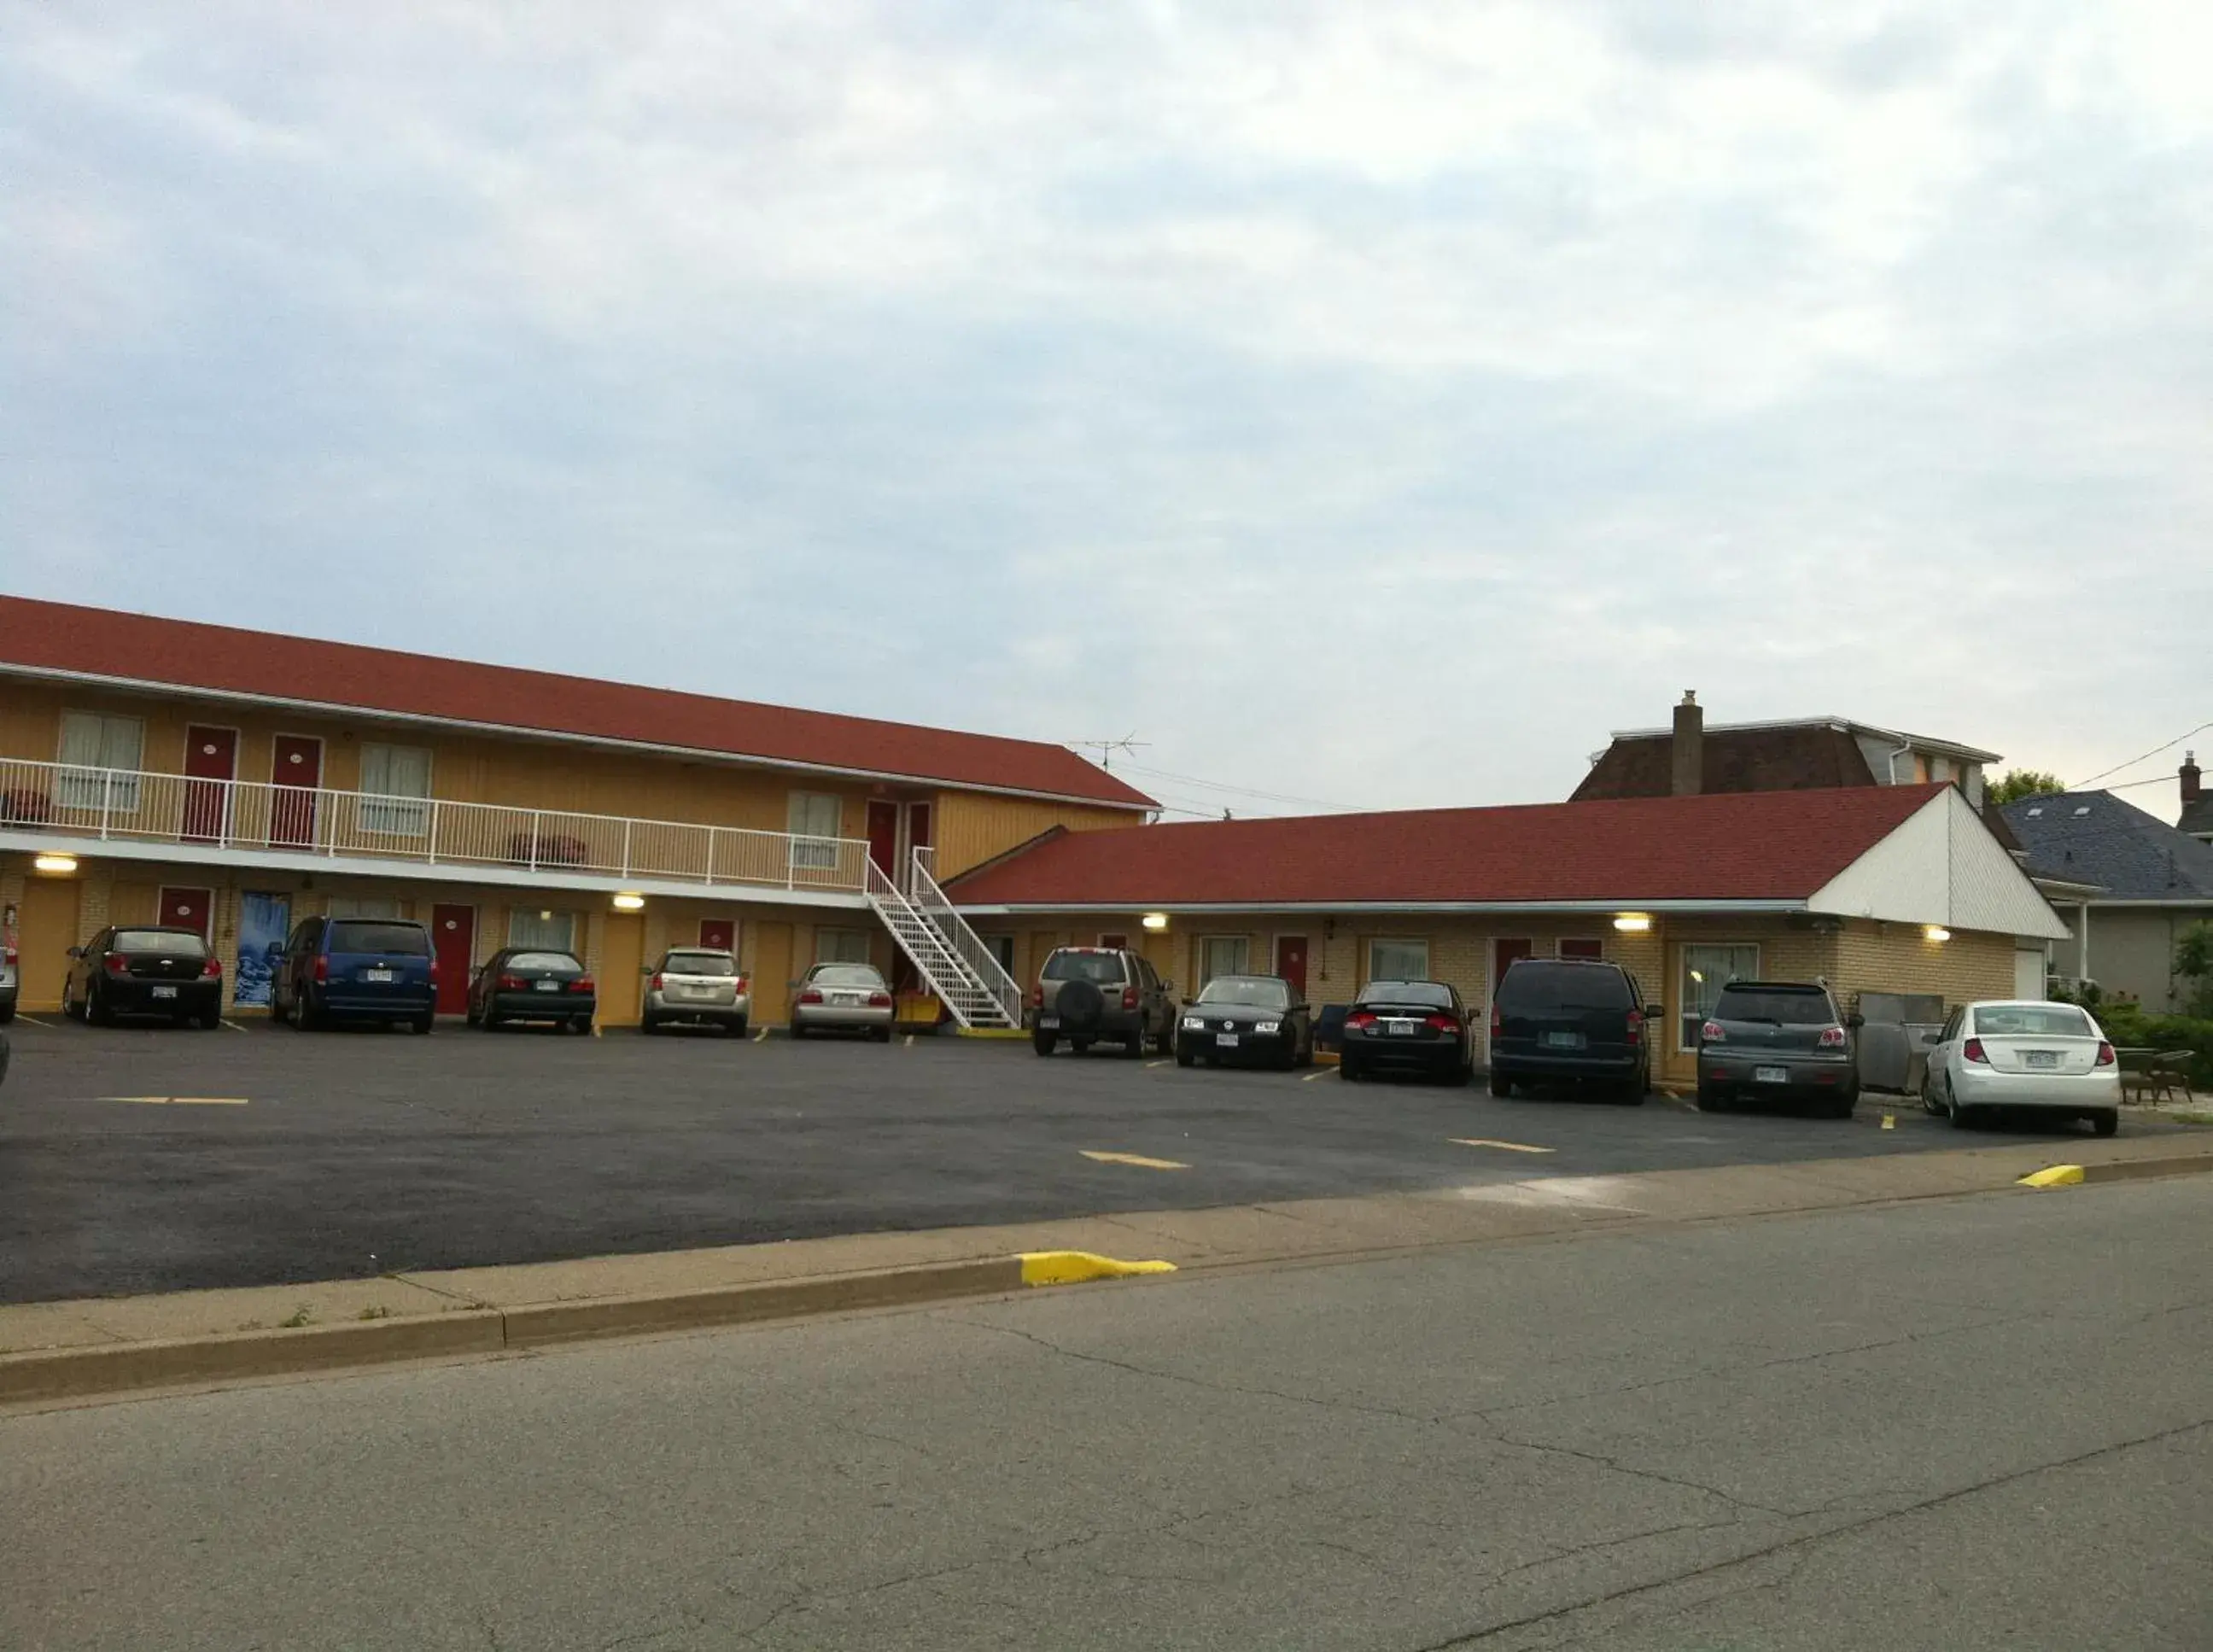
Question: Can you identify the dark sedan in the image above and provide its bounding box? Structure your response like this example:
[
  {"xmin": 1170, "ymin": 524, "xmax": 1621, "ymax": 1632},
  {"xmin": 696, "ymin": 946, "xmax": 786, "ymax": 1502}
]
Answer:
[
  {"xmin": 1339, "ymin": 979, "xmax": 1474, "ymax": 1083},
  {"xmin": 62, "ymin": 925, "xmax": 225, "ymax": 1029},
  {"xmin": 468, "ymin": 948, "xmax": 597, "ymax": 1032},
  {"xmin": 1176, "ymin": 974, "xmax": 1312, "ymax": 1070}
]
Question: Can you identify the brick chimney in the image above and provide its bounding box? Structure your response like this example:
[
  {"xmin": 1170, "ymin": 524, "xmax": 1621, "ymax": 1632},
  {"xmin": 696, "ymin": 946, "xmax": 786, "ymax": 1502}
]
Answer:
[
  {"xmin": 2184, "ymin": 751, "xmax": 2203, "ymax": 807},
  {"xmin": 1672, "ymin": 691, "xmax": 1703, "ymax": 797}
]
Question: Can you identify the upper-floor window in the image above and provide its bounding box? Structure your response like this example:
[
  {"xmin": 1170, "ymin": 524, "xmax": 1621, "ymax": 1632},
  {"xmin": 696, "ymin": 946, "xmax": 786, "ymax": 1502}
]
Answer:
[
  {"xmin": 56, "ymin": 710, "xmax": 144, "ymax": 813},
  {"xmin": 359, "ymin": 743, "xmax": 432, "ymax": 838},
  {"xmin": 788, "ymin": 791, "xmax": 843, "ymax": 872}
]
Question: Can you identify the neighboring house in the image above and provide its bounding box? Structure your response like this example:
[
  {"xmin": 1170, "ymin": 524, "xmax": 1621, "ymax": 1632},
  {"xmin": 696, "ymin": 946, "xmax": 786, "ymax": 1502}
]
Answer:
[
  {"xmin": 0, "ymin": 597, "xmax": 1153, "ymax": 1025},
  {"xmin": 950, "ymin": 783, "xmax": 2069, "ymax": 1089},
  {"xmin": 2179, "ymin": 753, "xmax": 2211, "ymax": 846},
  {"xmin": 1572, "ymin": 692, "xmax": 2000, "ymax": 809},
  {"xmin": 2001, "ymin": 788, "xmax": 2213, "ymax": 1013}
]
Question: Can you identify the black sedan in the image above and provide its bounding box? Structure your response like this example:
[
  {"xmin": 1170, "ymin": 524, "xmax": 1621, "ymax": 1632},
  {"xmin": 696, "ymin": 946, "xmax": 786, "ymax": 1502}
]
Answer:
[
  {"xmin": 1175, "ymin": 974, "xmax": 1313, "ymax": 1070},
  {"xmin": 62, "ymin": 925, "xmax": 225, "ymax": 1029},
  {"xmin": 1338, "ymin": 978, "xmax": 1474, "ymax": 1083},
  {"xmin": 468, "ymin": 948, "xmax": 597, "ymax": 1032}
]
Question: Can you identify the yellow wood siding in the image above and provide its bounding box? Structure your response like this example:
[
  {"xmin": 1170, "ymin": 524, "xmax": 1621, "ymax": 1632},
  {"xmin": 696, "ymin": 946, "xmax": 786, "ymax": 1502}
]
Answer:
[{"xmin": 931, "ymin": 793, "xmax": 1142, "ymax": 881}]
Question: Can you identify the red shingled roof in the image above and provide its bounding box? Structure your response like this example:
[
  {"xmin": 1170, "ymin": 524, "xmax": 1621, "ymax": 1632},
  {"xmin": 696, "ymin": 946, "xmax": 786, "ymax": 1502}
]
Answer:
[
  {"xmin": 0, "ymin": 596, "xmax": 1153, "ymax": 808},
  {"xmin": 949, "ymin": 785, "xmax": 1948, "ymax": 907}
]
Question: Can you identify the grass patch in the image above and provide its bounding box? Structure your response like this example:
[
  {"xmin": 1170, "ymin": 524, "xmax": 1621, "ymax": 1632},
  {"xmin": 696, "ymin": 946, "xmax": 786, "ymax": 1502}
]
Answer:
[
  {"xmin": 278, "ymin": 1305, "xmax": 314, "ymax": 1329},
  {"xmin": 357, "ymin": 1305, "xmax": 393, "ymax": 1322}
]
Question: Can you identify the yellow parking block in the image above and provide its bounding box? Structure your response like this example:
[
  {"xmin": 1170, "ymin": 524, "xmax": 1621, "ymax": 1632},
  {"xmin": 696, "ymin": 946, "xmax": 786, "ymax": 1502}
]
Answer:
[
  {"xmin": 2018, "ymin": 1164, "xmax": 2085, "ymax": 1188},
  {"xmin": 1020, "ymin": 1251, "xmax": 1178, "ymax": 1287}
]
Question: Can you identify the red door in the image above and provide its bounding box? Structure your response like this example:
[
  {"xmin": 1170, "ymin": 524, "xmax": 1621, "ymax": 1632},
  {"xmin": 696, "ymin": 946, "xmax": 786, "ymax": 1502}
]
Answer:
[
  {"xmin": 699, "ymin": 918, "xmax": 736, "ymax": 952},
  {"xmin": 866, "ymin": 800, "xmax": 899, "ymax": 882},
  {"xmin": 160, "ymin": 886, "xmax": 214, "ymax": 942},
  {"xmin": 182, "ymin": 726, "xmax": 238, "ymax": 844},
  {"xmin": 1494, "ymin": 937, "xmax": 1533, "ymax": 989},
  {"xmin": 271, "ymin": 734, "xmax": 323, "ymax": 848},
  {"xmin": 1274, "ymin": 936, "xmax": 1309, "ymax": 1000},
  {"xmin": 431, "ymin": 904, "xmax": 474, "ymax": 1014}
]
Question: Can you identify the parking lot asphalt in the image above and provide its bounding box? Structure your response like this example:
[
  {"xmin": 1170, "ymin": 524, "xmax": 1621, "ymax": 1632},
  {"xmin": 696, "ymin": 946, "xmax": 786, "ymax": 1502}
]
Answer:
[{"xmin": 1, "ymin": 1016, "xmax": 2192, "ymax": 1304}]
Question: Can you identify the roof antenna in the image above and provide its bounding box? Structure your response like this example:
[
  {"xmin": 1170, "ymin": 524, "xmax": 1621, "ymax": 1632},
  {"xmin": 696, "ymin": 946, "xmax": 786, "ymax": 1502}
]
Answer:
[{"xmin": 1071, "ymin": 734, "xmax": 1148, "ymax": 772}]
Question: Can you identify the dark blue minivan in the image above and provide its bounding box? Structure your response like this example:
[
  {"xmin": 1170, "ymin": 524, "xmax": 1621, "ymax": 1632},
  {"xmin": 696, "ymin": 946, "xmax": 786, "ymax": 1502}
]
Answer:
[{"xmin": 273, "ymin": 916, "xmax": 437, "ymax": 1033}]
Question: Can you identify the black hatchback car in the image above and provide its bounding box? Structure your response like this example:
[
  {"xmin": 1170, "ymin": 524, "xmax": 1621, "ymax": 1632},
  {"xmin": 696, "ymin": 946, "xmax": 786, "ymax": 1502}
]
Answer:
[
  {"xmin": 63, "ymin": 925, "xmax": 225, "ymax": 1029},
  {"xmin": 469, "ymin": 948, "xmax": 597, "ymax": 1032},
  {"xmin": 1176, "ymin": 974, "xmax": 1313, "ymax": 1069},
  {"xmin": 1488, "ymin": 957, "xmax": 1654, "ymax": 1103},
  {"xmin": 1695, "ymin": 980, "xmax": 1862, "ymax": 1118},
  {"xmin": 1339, "ymin": 979, "xmax": 1474, "ymax": 1083}
]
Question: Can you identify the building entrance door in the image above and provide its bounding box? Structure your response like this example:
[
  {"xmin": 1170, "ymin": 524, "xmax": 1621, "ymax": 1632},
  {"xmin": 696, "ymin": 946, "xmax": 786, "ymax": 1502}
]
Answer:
[
  {"xmin": 866, "ymin": 801, "xmax": 899, "ymax": 882},
  {"xmin": 1274, "ymin": 936, "xmax": 1309, "ymax": 1000},
  {"xmin": 183, "ymin": 726, "xmax": 238, "ymax": 844},
  {"xmin": 271, "ymin": 734, "xmax": 323, "ymax": 847},
  {"xmin": 432, "ymin": 904, "xmax": 475, "ymax": 1014}
]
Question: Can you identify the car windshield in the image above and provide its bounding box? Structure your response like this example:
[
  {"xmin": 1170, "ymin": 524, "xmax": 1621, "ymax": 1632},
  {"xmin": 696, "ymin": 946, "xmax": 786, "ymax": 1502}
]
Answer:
[
  {"xmin": 113, "ymin": 929, "xmax": 207, "ymax": 956},
  {"xmin": 663, "ymin": 952, "xmax": 736, "ymax": 977},
  {"xmin": 1714, "ymin": 987, "xmax": 1835, "ymax": 1025},
  {"xmin": 509, "ymin": 952, "xmax": 581, "ymax": 972},
  {"xmin": 812, "ymin": 965, "xmax": 885, "ymax": 989},
  {"xmin": 1358, "ymin": 980, "xmax": 1452, "ymax": 1008},
  {"xmin": 1044, "ymin": 951, "xmax": 1126, "ymax": 984},
  {"xmin": 1498, "ymin": 962, "xmax": 1631, "ymax": 1010},
  {"xmin": 1197, "ymin": 976, "xmax": 1290, "ymax": 1008},
  {"xmin": 327, "ymin": 921, "xmax": 429, "ymax": 956},
  {"xmin": 1972, "ymin": 1004, "xmax": 2097, "ymax": 1038}
]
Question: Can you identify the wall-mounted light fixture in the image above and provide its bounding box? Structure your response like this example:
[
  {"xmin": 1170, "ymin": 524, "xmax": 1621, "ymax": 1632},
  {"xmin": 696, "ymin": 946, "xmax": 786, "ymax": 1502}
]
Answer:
[
  {"xmin": 1923, "ymin": 925, "xmax": 1951, "ymax": 943},
  {"xmin": 612, "ymin": 893, "xmax": 645, "ymax": 912},
  {"xmin": 32, "ymin": 853, "xmax": 78, "ymax": 875},
  {"xmin": 1612, "ymin": 914, "xmax": 1652, "ymax": 933},
  {"xmin": 1141, "ymin": 912, "xmax": 1169, "ymax": 931}
]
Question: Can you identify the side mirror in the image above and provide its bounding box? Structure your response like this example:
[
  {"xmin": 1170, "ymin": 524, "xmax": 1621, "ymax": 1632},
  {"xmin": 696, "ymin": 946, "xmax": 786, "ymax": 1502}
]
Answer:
[
  {"xmin": 1847, "ymin": 1012, "xmax": 1866, "ymax": 1030},
  {"xmin": 1163, "ymin": 980, "xmax": 1176, "ymax": 994},
  {"xmin": 1645, "ymin": 1004, "xmax": 1664, "ymax": 1020},
  {"xmin": 66, "ymin": 946, "xmax": 82, "ymax": 959},
  {"xmin": 640, "ymin": 964, "xmax": 655, "ymax": 976}
]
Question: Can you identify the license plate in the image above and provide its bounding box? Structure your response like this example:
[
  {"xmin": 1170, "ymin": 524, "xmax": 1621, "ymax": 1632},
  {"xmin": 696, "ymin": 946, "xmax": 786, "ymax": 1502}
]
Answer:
[
  {"xmin": 534, "ymin": 978, "xmax": 559, "ymax": 992},
  {"xmin": 1755, "ymin": 1065, "xmax": 1789, "ymax": 1084},
  {"xmin": 2024, "ymin": 1050, "xmax": 2059, "ymax": 1069},
  {"xmin": 151, "ymin": 985, "xmax": 178, "ymax": 1000},
  {"xmin": 1217, "ymin": 1032, "xmax": 1241, "ymax": 1048},
  {"xmin": 365, "ymin": 968, "xmax": 394, "ymax": 984},
  {"xmin": 1039, "ymin": 1015, "xmax": 1060, "ymax": 1029},
  {"xmin": 1543, "ymin": 1030, "xmax": 1585, "ymax": 1050},
  {"xmin": 832, "ymin": 992, "xmax": 862, "ymax": 1006},
  {"xmin": 1387, "ymin": 1019, "xmax": 1416, "ymax": 1036}
]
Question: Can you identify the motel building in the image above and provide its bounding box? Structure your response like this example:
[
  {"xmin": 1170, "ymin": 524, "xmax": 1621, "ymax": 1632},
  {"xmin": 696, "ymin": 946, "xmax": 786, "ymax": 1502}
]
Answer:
[
  {"xmin": 1, "ymin": 598, "xmax": 2070, "ymax": 1072},
  {"xmin": 0, "ymin": 597, "xmax": 1150, "ymax": 1027}
]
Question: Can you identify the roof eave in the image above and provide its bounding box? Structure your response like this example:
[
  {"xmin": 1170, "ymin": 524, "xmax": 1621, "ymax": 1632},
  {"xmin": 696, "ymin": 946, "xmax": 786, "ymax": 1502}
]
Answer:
[{"xmin": 952, "ymin": 898, "xmax": 1813, "ymax": 917}]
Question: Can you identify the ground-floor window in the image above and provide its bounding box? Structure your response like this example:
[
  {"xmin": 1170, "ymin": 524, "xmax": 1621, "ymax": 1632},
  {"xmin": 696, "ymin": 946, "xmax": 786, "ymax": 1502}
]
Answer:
[
  {"xmin": 1679, "ymin": 943, "xmax": 1760, "ymax": 1049},
  {"xmin": 509, "ymin": 908, "xmax": 577, "ymax": 951},
  {"xmin": 1199, "ymin": 936, "xmax": 1250, "ymax": 987},
  {"xmin": 815, "ymin": 927, "xmax": 873, "ymax": 965},
  {"xmin": 1558, "ymin": 938, "xmax": 1604, "ymax": 959},
  {"xmin": 327, "ymin": 895, "xmax": 403, "ymax": 920},
  {"xmin": 983, "ymin": 935, "xmax": 1017, "ymax": 976},
  {"xmin": 1369, "ymin": 937, "xmax": 1430, "ymax": 983}
]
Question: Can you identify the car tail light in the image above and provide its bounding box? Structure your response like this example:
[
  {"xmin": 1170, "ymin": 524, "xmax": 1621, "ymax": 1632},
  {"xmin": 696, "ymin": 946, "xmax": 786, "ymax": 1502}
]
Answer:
[
  {"xmin": 2096, "ymin": 1041, "xmax": 2117, "ymax": 1067},
  {"xmin": 569, "ymin": 976, "xmax": 595, "ymax": 994},
  {"xmin": 1122, "ymin": 985, "xmax": 1139, "ymax": 1011},
  {"xmin": 734, "ymin": 974, "xmax": 749, "ymax": 995},
  {"xmin": 3, "ymin": 943, "xmax": 15, "ymax": 965},
  {"xmin": 868, "ymin": 991, "xmax": 893, "ymax": 1007},
  {"xmin": 1701, "ymin": 1019, "xmax": 1725, "ymax": 1044},
  {"xmin": 1964, "ymin": 1037, "xmax": 1988, "ymax": 1064},
  {"xmin": 499, "ymin": 972, "xmax": 527, "ymax": 989},
  {"xmin": 1423, "ymin": 1013, "xmax": 1460, "ymax": 1034},
  {"xmin": 798, "ymin": 988, "xmax": 824, "ymax": 1005},
  {"xmin": 104, "ymin": 954, "xmax": 129, "ymax": 975},
  {"xmin": 1625, "ymin": 1009, "xmax": 1644, "ymax": 1047},
  {"xmin": 199, "ymin": 958, "xmax": 222, "ymax": 978},
  {"xmin": 1817, "ymin": 1025, "xmax": 1847, "ymax": 1048},
  {"xmin": 1028, "ymin": 985, "xmax": 1043, "ymax": 1008},
  {"xmin": 1489, "ymin": 1005, "xmax": 1502, "ymax": 1039},
  {"xmin": 1346, "ymin": 1010, "xmax": 1378, "ymax": 1030},
  {"xmin": 648, "ymin": 972, "xmax": 664, "ymax": 991},
  {"xmin": 312, "ymin": 955, "xmax": 329, "ymax": 984}
]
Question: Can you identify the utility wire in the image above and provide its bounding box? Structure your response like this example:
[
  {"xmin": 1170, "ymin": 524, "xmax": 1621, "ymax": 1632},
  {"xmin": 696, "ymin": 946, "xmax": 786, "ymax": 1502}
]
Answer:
[
  {"xmin": 2070, "ymin": 721, "xmax": 2212, "ymax": 790},
  {"xmin": 1118, "ymin": 762, "xmax": 1366, "ymax": 814}
]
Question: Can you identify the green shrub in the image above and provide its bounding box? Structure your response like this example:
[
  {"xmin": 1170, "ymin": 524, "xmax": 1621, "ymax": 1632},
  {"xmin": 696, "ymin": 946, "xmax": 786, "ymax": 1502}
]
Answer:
[{"xmin": 2091, "ymin": 1001, "xmax": 2213, "ymax": 1089}]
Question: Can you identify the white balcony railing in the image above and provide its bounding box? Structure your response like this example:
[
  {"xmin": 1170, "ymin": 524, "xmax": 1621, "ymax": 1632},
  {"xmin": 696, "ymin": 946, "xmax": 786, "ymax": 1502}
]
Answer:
[{"xmin": 0, "ymin": 758, "xmax": 872, "ymax": 894}]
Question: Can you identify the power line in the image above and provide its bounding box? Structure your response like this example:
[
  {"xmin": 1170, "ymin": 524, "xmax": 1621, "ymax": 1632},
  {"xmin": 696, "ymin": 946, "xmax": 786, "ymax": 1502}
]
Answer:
[
  {"xmin": 2070, "ymin": 721, "xmax": 2213, "ymax": 790},
  {"xmin": 1118, "ymin": 762, "xmax": 1366, "ymax": 814}
]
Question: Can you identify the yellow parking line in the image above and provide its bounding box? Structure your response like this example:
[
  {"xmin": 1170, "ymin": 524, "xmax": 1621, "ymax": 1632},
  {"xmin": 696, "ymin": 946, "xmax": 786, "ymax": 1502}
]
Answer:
[
  {"xmin": 221, "ymin": 1019, "xmax": 250, "ymax": 1032},
  {"xmin": 1081, "ymin": 1150, "xmax": 1190, "ymax": 1171},
  {"xmin": 1301, "ymin": 1068, "xmax": 1333, "ymax": 1082},
  {"xmin": 104, "ymin": 1096, "xmax": 250, "ymax": 1106},
  {"xmin": 754, "ymin": 1026, "xmax": 771, "ymax": 1042},
  {"xmin": 14, "ymin": 1013, "xmax": 54, "ymax": 1027},
  {"xmin": 1147, "ymin": 1059, "xmax": 1171, "ymax": 1070},
  {"xmin": 1450, "ymin": 1137, "xmax": 1555, "ymax": 1154},
  {"xmin": 904, "ymin": 1034, "xmax": 914, "ymax": 1048}
]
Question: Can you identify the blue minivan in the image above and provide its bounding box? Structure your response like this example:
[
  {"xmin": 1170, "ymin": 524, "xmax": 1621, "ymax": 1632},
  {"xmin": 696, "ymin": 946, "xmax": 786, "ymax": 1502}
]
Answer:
[{"xmin": 273, "ymin": 915, "xmax": 437, "ymax": 1033}]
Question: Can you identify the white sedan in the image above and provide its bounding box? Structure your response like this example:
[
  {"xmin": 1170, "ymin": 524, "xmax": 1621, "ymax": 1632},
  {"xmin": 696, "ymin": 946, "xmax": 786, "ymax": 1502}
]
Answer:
[{"xmin": 1922, "ymin": 1000, "xmax": 2121, "ymax": 1135}]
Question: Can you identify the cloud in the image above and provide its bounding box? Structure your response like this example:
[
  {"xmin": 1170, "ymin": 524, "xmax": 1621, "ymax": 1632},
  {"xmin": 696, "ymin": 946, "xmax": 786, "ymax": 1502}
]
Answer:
[{"xmin": 3, "ymin": 1, "xmax": 2207, "ymax": 817}]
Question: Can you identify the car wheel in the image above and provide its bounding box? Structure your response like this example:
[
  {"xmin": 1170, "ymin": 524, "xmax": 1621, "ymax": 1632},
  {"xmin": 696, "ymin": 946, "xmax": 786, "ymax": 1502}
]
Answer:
[
  {"xmin": 1947, "ymin": 1082, "xmax": 1976, "ymax": 1130},
  {"xmin": 1154, "ymin": 1020, "xmax": 1176, "ymax": 1057},
  {"xmin": 87, "ymin": 983, "xmax": 113, "ymax": 1026},
  {"xmin": 569, "ymin": 1015, "xmax": 593, "ymax": 1035},
  {"xmin": 1617, "ymin": 1079, "xmax": 1647, "ymax": 1106},
  {"xmin": 874, "ymin": 1025, "xmax": 895, "ymax": 1043},
  {"xmin": 1340, "ymin": 1059, "xmax": 1361, "ymax": 1083},
  {"xmin": 297, "ymin": 991, "xmax": 321, "ymax": 1031},
  {"xmin": 730, "ymin": 1017, "xmax": 749, "ymax": 1038},
  {"xmin": 639, "ymin": 1014, "xmax": 659, "ymax": 1035},
  {"xmin": 1696, "ymin": 1082, "xmax": 1730, "ymax": 1112},
  {"xmin": 2091, "ymin": 1109, "xmax": 2119, "ymax": 1138},
  {"xmin": 1820, "ymin": 1094, "xmax": 1854, "ymax": 1119},
  {"xmin": 1175, "ymin": 1045, "xmax": 1194, "ymax": 1068},
  {"xmin": 1071, "ymin": 1038, "xmax": 1092, "ymax": 1054},
  {"xmin": 1488, "ymin": 1071, "xmax": 1511, "ymax": 1098},
  {"xmin": 1123, "ymin": 1030, "xmax": 1147, "ymax": 1059},
  {"xmin": 480, "ymin": 1010, "xmax": 501, "ymax": 1032},
  {"xmin": 413, "ymin": 1013, "xmax": 435, "ymax": 1036},
  {"xmin": 1032, "ymin": 1030, "xmax": 1054, "ymax": 1057}
]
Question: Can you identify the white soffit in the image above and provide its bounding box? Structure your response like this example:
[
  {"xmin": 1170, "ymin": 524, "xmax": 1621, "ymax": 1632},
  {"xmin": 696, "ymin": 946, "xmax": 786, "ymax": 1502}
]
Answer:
[{"xmin": 1808, "ymin": 788, "xmax": 2070, "ymax": 939}]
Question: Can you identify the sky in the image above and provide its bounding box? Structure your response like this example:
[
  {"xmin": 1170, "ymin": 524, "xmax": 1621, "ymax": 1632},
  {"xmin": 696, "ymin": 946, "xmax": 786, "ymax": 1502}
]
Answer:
[{"xmin": 4, "ymin": 1, "xmax": 2209, "ymax": 822}]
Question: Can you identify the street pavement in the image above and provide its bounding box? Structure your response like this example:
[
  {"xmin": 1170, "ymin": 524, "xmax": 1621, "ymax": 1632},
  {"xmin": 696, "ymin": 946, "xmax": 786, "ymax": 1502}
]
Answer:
[
  {"xmin": 1, "ymin": 1017, "xmax": 2188, "ymax": 1301},
  {"xmin": 4, "ymin": 1176, "xmax": 2207, "ymax": 1649}
]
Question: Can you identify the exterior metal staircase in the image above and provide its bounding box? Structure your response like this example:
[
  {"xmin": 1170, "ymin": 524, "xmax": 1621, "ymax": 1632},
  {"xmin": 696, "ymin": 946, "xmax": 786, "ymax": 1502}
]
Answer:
[{"xmin": 864, "ymin": 849, "xmax": 1024, "ymax": 1030}]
